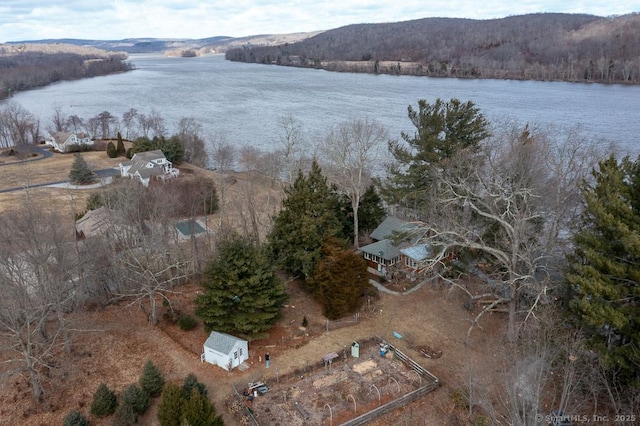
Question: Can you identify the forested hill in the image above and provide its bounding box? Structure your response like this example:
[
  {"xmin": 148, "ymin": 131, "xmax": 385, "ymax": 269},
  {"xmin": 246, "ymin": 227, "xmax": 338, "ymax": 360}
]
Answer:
[
  {"xmin": 0, "ymin": 43, "xmax": 132, "ymax": 99},
  {"xmin": 226, "ymin": 13, "xmax": 640, "ymax": 84}
]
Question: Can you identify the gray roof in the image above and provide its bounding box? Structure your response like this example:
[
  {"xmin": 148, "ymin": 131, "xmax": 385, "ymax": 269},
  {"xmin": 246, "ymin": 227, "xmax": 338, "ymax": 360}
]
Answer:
[
  {"xmin": 359, "ymin": 239, "xmax": 402, "ymax": 260},
  {"xmin": 204, "ymin": 331, "xmax": 245, "ymax": 354},
  {"xmin": 370, "ymin": 216, "xmax": 412, "ymax": 241},
  {"xmin": 400, "ymin": 244, "xmax": 432, "ymax": 261},
  {"xmin": 131, "ymin": 149, "xmax": 166, "ymax": 163}
]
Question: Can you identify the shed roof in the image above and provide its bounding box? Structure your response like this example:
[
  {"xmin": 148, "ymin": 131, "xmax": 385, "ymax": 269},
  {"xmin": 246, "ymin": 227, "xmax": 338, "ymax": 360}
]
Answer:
[{"xmin": 204, "ymin": 331, "xmax": 246, "ymax": 354}]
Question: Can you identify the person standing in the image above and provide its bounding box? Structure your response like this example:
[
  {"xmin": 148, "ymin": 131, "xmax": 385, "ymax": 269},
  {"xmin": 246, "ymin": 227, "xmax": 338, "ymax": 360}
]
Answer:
[{"xmin": 265, "ymin": 352, "xmax": 270, "ymax": 368}]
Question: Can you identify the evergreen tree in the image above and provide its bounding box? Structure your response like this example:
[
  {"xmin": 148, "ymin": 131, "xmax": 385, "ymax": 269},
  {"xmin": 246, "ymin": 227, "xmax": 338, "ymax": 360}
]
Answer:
[
  {"xmin": 195, "ymin": 235, "xmax": 287, "ymax": 338},
  {"xmin": 106, "ymin": 141, "xmax": 118, "ymax": 158},
  {"xmin": 139, "ymin": 359, "xmax": 165, "ymax": 397},
  {"xmin": 63, "ymin": 410, "xmax": 91, "ymax": 426},
  {"xmin": 358, "ymin": 184, "xmax": 387, "ymax": 233},
  {"xmin": 112, "ymin": 401, "xmax": 137, "ymax": 426},
  {"xmin": 182, "ymin": 374, "xmax": 207, "ymax": 399},
  {"xmin": 181, "ymin": 389, "xmax": 223, "ymax": 426},
  {"xmin": 382, "ymin": 98, "xmax": 489, "ymax": 211},
  {"xmin": 309, "ymin": 238, "xmax": 370, "ymax": 319},
  {"xmin": 157, "ymin": 382, "xmax": 185, "ymax": 426},
  {"xmin": 131, "ymin": 135, "xmax": 185, "ymax": 164},
  {"xmin": 90, "ymin": 383, "xmax": 117, "ymax": 417},
  {"xmin": 268, "ymin": 160, "xmax": 344, "ymax": 278},
  {"xmin": 116, "ymin": 131, "xmax": 126, "ymax": 156},
  {"xmin": 69, "ymin": 153, "xmax": 95, "ymax": 184},
  {"xmin": 86, "ymin": 192, "xmax": 103, "ymax": 211},
  {"xmin": 566, "ymin": 154, "xmax": 640, "ymax": 382},
  {"xmin": 120, "ymin": 384, "xmax": 150, "ymax": 415}
]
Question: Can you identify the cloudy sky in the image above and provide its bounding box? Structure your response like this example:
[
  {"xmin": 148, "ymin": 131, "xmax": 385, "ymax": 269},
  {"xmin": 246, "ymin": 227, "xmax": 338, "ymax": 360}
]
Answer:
[{"xmin": 2, "ymin": 1, "xmax": 639, "ymax": 42}]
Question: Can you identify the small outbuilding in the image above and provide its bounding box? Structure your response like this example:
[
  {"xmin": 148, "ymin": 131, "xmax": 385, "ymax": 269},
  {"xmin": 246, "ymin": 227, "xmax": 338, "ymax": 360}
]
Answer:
[{"xmin": 201, "ymin": 331, "xmax": 248, "ymax": 371}]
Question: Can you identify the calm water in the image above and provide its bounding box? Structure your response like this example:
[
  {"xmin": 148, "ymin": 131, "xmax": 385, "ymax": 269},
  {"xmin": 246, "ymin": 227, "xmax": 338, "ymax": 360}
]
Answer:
[{"xmin": 8, "ymin": 54, "xmax": 640, "ymax": 156}]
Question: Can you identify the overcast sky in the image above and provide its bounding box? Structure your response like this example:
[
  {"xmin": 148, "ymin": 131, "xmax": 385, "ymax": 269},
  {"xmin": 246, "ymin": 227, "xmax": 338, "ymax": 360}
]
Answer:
[{"xmin": 2, "ymin": 1, "xmax": 639, "ymax": 42}]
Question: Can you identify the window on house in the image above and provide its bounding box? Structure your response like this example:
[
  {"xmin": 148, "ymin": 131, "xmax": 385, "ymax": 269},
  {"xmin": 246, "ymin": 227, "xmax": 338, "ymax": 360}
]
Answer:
[
  {"xmin": 239, "ymin": 348, "xmax": 243, "ymax": 356},
  {"xmin": 234, "ymin": 351, "xmax": 238, "ymax": 359}
]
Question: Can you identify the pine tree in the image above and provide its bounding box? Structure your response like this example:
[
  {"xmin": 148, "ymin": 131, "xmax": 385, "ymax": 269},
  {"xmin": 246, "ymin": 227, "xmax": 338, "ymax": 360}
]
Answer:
[
  {"xmin": 382, "ymin": 98, "xmax": 489, "ymax": 211},
  {"xmin": 116, "ymin": 131, "xmax": 126, "ymax": 156},
  {"xmin": 180, "ymin": 389, "xmax": 223, "ymax": 426},
  {"xmin": 90, "ymin": 383, "xmax": 117, "ymax": 417},
  {"xmin": 121, "ymin": 384, "xmax": 150, "ymax": 415},
  {"xmin": 309, "ymin": 238, "xmax": 370, "ymax": 319},
  {"xmin": 182, "ymin": 374, "xmax": 207, "ymax": 399},
  {"xmin": 112, "ymin": 401, "xmax": 137, "ymax": 426},
  {"xmin": 195, "ymin": 235, "xmax": 287, "ymax": 338},
  {"xmin": 358, "ymin": 184, "xmax": 386, "ymax": 234},
  {"xmin": 566, "ymin": 154, "xmax": 640, "ymax": 382},
  {"xmin": 157, "ymin": 382, "xmax": 185, "ymax": 426},
  {"xmin": 139, "ymin": 359, "xmax": 165, "ymax": 397},
  {"xmin": 68, "ymin": 153, "xmax": 95, "ymax": 184},
  {"xmin": 268, "ymin": 159, "xmax": 344, "ymax": 278},
  {"xmin": 63, "ymin": 410, "xmax": 91, "ymax": 426}
]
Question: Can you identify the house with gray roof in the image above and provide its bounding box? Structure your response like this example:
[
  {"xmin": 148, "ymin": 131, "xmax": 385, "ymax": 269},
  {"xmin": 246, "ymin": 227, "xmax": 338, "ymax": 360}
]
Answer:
[
  {"xmin": 360, "ymin": 216, "xmax": 431, "ymax": 276},
  {"xmin": 201, "ymin": 331, "xmax": 248, "ymax": 371},
  {"xmin": 119, "ymin": 149, "xmax": 179, "ymax": 187}
]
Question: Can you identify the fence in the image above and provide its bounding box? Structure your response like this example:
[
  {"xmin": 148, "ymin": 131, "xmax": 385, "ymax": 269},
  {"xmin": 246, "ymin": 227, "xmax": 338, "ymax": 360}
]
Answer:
[
  {"xmin": 325, "ymin": 312, "xmax": 360, "ymax": 332},
  {"xmin": 231, "ymin": 383, "xmax": 260, "ymax": 426},
  {"xmin": 337, "ymin": 336, "xmax": 441, "ymax": 426}
]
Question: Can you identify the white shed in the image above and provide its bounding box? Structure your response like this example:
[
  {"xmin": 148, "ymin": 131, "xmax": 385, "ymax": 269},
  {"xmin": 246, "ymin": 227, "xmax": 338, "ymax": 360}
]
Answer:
[{"xmin": 201, "ymin": 331, "xmax": 248, "ymax": 371}]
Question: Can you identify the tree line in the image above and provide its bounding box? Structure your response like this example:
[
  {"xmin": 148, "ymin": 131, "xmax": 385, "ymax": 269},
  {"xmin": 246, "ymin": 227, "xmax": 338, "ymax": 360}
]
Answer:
[
  {"xmin": 226, "ymin": 12, "xmax": 640, "ymax": 84},
  {"xmin": 0, "ymin": 44, "xmax": 132, "ymax": 100}
]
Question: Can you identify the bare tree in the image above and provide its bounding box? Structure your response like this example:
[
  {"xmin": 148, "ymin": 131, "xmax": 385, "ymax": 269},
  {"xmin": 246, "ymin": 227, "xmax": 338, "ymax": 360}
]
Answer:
[
  {"xmin": 211, "ymin": 135, "xmax": 236, "ymax": 172},
  {"xmin": 48, "ymin": 105, "xmax": 68, "ymax": 134},
  {"xmin": 95, "ymin": 110, "xmax": 118, "ymax": 140},
  {"xmin": 99, "ymin": 180, "xmax": 193, "ymax": 324},
  {"xmin": 276, "ymin": 115, "xmax": 308, "ymax": 187},
  {"xmin": 177, "ymin": 117, "xmax": 208, "ymax": 168},
  {"xmin": 0, "ymin": 205, "xmax": 78, "ymax": 401},
  {"xmin": 0, "ymin": 101, "xmax": 39, "ymax": 147},
  {"xmin": 417, "ymin": 128, "xmax": 551, "ymax": 342},
  {"xmin": 121, "ymin": 108, "xmax": 138, "ymax": 140},
  {"xmin": 65, "ymin": 114, "xmax": 84, "ymax": 134},
  {"xmin": 320, "ymin": 117, "xmax": 388, "ymax": 247}
]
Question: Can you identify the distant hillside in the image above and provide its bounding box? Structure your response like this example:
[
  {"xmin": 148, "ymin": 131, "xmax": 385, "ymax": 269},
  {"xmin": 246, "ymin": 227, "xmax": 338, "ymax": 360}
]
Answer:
[
  {"xmin": 8, "ymin": 32, "xmax": 322, "ymax": 55},
  {"xmin": 226, "ymin": 13, "xmax": 640, "ymax": 84}
]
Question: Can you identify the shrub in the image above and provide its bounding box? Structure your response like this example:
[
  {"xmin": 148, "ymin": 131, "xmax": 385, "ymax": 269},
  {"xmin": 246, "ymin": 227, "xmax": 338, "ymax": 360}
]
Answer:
[
  {"xmin": 86, "ymin": 192, "xmax": 103, "ymax": 211},
  {"xmin": 106, "ymin": 141, "xmax": 117, "ymax": 158},
  {"xmin": 121, "ymin": 384, "xmax": 150, "ymax": 415},
  {"xmin": 90, "ymin": 383, "xmax": 117, "ymax": 417},
  {"xmin": 177, "ymin": 314, "xmax": 197, "ymax": 331},
  {"xmin": 139, "ymin": 360, "xmax": 165, "ymax": 397},
  {"xmin": 63, "ymin": 410, "xmax": 91, "ymax": 426}
]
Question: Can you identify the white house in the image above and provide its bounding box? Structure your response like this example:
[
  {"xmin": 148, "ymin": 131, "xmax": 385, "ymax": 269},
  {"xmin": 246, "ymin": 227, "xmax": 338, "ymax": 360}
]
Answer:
[
  {"xmin": 47, "ymin": 132, "xmax": 94, "ymax": 153},
  {"xmin": 119, "ymin": 149, "xmax": 179, "ymax": 187},
  {"xmin": 201, "ymin": 331, "xmax": 248, "ymax": 371}
]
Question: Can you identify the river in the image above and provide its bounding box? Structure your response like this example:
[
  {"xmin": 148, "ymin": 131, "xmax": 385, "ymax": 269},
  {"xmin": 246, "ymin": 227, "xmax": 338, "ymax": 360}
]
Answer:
[{"xmin": 8, "ymin": 54, "xmax": 640, "ymax": 156}]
